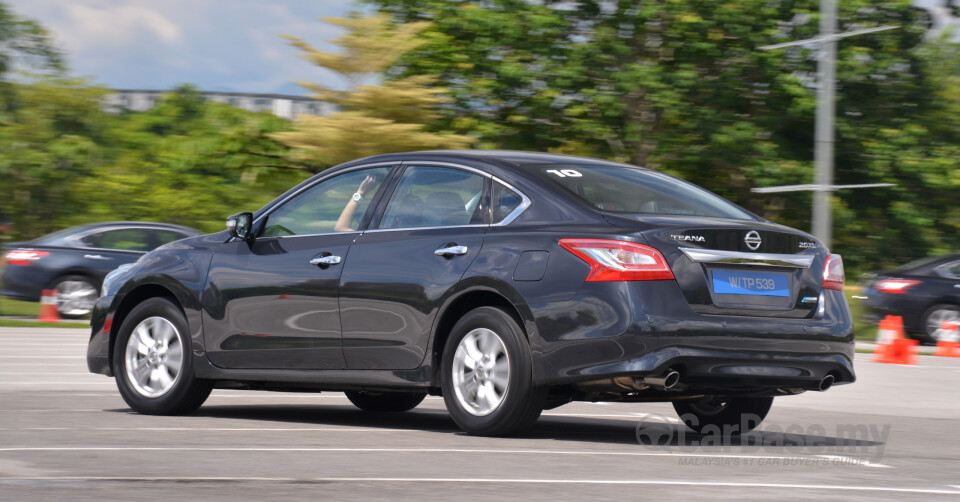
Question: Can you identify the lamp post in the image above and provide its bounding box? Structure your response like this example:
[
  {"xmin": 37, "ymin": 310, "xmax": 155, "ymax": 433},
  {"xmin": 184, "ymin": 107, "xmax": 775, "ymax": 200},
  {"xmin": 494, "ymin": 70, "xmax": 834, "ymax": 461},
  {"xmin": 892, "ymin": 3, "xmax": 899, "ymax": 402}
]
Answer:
[{"xmin": 757, "ymin": 1, "xmax": 898, "ymax": 248}]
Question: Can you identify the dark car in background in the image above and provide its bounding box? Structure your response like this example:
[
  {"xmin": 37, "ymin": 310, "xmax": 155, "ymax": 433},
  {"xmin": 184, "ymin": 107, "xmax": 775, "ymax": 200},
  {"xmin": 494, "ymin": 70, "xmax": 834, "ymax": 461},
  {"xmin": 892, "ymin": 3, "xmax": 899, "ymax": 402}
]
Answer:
[
  {"xmin": 86, "ymin": 151, "xmax": 854, "ymax": 436},
  {"xmin": 862, "ymin": 253, "xmax": 960, "ymax": 343},
  {"xmin": 2, "ymin": 222, "xmax": 201, "ymax": 318}
]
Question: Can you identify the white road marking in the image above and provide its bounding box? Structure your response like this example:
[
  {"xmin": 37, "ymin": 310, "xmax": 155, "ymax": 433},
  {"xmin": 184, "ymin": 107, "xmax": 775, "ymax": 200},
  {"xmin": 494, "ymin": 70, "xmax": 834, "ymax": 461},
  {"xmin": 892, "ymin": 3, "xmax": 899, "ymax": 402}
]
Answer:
[
  {"xmin": 0, "ymin": 409, "xmax": 104, "ymax": 412},
  {"xmin": 1, "ymin": 477, "xmax": 948, "ymax": 493},
  {"xmin": 0, "ymin": 427, "xmax": 434, "ymax": 433},
  {"xmin": 0, "ymin": 382, "xmax": 115, "ymax": 385},
  {"xmin": 0, "ymin": 446, "xmax": 890, "ymax": 468},
  {"xmin": 0, "ymin": 356, "xmax": 84, "ymax": 359},
  {"xmin": 0, "ymin": 363, "xmax": 86, "ymax": 366},
  {"xmin": 0, "ymin": 372, "xmax": 93, "ymax": 375}
]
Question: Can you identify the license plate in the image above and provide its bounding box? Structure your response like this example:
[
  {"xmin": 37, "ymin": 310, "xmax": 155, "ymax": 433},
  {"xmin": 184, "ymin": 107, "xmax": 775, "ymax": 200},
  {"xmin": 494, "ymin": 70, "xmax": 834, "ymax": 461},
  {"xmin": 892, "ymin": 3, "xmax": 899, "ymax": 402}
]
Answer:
[{"xmin": 712, "ymin": 270, "xmax": 789, "ymax": 297}]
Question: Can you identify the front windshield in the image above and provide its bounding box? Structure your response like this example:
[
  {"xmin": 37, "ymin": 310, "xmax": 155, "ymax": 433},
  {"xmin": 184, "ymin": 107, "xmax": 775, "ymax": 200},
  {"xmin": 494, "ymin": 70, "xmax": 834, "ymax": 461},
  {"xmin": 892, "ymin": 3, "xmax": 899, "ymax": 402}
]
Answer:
[{"xmin": 526, "ymin": 164, "xmax": 755, "ymax": 220}]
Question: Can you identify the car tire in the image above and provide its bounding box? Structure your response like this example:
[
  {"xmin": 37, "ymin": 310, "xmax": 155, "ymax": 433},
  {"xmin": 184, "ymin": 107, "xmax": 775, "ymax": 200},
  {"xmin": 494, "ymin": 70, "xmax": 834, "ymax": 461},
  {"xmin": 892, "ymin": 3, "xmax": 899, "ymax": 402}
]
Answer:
[
  {"xmin": 673, "ymin": 396, "xmax": 774, "ymax": 435},
  {"xmin": 440, "ymin": 306, "xmax": 547, "ymax": 436},
  {"xmin": 113, "ymin": 297, "xmax": 213, "ymax": 415},
  {"xmin": 922, "ymin": 304, "xmax": 960, "ymax": 343},
  {"xmin": 50, "ymin": 275, "xmax": 99, "ymax": 319},
  {"xmin": 344, "ymin": 391, "xmax": 427, "ymax": 412}
]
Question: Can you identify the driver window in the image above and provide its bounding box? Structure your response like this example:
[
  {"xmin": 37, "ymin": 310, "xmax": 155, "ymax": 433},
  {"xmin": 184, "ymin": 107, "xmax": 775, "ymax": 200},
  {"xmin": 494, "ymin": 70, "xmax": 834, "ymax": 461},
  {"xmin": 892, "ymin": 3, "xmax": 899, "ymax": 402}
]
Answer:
[
  {"xmin": 379, "ymin": 165, "xmax": 486, "ymax": 229},
  {"xmin": 261, "ymin": 167, "xmax": 391, "ymax": 237}
]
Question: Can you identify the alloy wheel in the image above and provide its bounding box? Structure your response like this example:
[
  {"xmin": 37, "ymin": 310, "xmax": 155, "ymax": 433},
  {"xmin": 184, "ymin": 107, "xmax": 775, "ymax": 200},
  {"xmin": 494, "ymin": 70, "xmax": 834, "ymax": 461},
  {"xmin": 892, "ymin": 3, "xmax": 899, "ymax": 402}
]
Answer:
[
  {"xmin": 452, "ymin": 327, "xmax": 510, "ymax": 416},
  {"xmin": 124, "ymin": 316, "xmax": 184, "ymax": 398},
  {"xmin": 55, "ymin": 280, "xmax": 98, "ymax": 317}
]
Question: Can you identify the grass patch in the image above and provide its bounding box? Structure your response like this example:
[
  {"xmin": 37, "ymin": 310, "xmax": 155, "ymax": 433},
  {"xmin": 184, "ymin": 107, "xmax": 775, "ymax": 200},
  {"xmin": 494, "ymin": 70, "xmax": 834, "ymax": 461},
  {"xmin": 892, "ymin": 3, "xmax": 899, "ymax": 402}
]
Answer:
[
  {"xmin": 845, "ymin": 286, "xmax": 877, "ymax": 341},
  {"xmin": 0, "ymin": 319, "xmax": 88, "ymax": 329},
  {"xmin": 0, "ymin": 297, "xmax": 40, "ymax": 317}
]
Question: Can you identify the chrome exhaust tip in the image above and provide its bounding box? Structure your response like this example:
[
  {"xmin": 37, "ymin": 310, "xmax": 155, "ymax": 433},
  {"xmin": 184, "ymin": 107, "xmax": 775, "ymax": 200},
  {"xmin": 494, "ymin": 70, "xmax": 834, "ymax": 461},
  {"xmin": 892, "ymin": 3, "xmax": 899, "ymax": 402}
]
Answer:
[
  {"xmin": 643, "ymin": 370, "xmax": 681, "ymax": 391},
  {"xmin": 818, "ymin": 374, "xmax": 835, "ymax": 392}
]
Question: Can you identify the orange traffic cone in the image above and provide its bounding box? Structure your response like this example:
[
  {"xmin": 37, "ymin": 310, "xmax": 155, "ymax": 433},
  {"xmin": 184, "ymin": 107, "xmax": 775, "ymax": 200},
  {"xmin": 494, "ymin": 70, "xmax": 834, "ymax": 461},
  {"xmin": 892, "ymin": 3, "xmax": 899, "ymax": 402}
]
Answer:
[
  {"xmin": 873, "ymin": 316, "xmax": 917, "ymax": 364},
  {"xmin": 933, "ymin": 320, "xmax": 960, "ymax": 358},
  {"xmin": 872, "ymin": 315, "xmax": 903, "ymax": 363},
  {"xmin": 36, "ymin": 289, "xmax": 60, "ymax": 322},
  {"xmin": 888, "ymin": 338, "xmax": 919, "ymax": 365}
]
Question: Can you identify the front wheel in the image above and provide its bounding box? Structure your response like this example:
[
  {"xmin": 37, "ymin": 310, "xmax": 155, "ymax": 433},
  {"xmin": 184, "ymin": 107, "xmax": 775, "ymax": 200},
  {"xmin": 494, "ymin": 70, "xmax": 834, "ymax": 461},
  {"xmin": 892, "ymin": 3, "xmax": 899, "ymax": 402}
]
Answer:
[
  {"xmin": 673, "ymin": 396, "xmax": 774, "ymax": 435},
  {"xmin": 113, "ymin": 297, "xmax": 213, "ymax": 415},
  {"xmin": 344, "ymin": 391, "xmax": 426, "ymax": 412},
  {"xmin": 440, "ymin": 306, "xmax": 547, "ymax": 436}
]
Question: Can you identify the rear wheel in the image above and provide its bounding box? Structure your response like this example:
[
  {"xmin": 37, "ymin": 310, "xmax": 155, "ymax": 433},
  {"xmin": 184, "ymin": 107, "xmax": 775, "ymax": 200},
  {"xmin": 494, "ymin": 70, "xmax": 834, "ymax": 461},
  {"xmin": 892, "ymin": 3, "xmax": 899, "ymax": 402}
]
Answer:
[
  {"xmin": 113, "ymin": 297, "xmax": 212, "ymax": 415},
  {"xmin": 51, "ymin": 275, "xmax": 98, "ymax": 318},
  {"xmin": 344, "ymin": 391, "xmax": 426, "ymax": 412},
  {"xmin": 440, "ymin": 306, "xmax": 547, "ymax": 436},
  {"xmin": 673, "ymin": 396, "xmax": 773, "ymax": 435},
  {"xmin": 923, "ymin": 304, "xmax": 960, "ymax": 343}
]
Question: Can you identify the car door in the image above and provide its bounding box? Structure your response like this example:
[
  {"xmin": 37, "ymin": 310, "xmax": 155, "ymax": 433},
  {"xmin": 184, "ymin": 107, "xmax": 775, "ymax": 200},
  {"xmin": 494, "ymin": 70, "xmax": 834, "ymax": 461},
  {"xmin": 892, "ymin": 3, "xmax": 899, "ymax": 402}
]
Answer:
[
  {"xmin": 202, "ymin": 165, "xmax": 395, "ymax": 370},
  {"xmin": 339, "ymin": 163, "xmax": 489, "ymax": 369}
]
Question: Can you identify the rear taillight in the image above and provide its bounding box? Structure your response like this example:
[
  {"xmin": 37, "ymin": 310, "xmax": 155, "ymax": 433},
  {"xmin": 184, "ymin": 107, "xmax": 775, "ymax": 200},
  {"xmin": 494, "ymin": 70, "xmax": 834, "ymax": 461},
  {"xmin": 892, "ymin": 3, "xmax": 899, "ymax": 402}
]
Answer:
[
  {"xmin": 822, "ymin": 254, "xmax": 845, "ymax": 291},
  {"xmin": 3, "ymin": 250, "xmax": 50, "ymax": 266},
  {"xmin": 873, "ymin": 278, "xmax": 922, "ymax": 294},
  {"xmin": 559, "ymin": 239, "xmax": 674, "ymax": 282}
]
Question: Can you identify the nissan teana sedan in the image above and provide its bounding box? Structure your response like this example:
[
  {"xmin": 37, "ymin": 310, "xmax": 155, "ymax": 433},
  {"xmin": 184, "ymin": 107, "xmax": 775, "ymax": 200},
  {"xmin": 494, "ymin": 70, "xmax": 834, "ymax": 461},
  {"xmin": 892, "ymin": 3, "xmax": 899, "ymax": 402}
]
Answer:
[
  {"xmin": 861, "ymin": 253, "xmax": 960, "ymax": 343},
  {"xmin": 2, "ymin": 222, "xmax": 201, "ymax": 318},
  {"xmin": 87, "ymin": 151, "xmax": 854, "ymax": 436}
]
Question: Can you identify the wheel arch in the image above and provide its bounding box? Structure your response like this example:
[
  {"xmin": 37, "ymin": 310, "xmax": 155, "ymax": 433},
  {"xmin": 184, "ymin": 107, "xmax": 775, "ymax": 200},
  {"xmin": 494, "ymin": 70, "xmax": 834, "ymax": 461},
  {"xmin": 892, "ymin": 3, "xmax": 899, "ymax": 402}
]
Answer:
[
  {"xmin": 108, "ymin": 283, "xmax": 185, "ymax": 373},
  {"xmin": 429, "ymin": 280, "xmax": 537, "ymax": 386}
]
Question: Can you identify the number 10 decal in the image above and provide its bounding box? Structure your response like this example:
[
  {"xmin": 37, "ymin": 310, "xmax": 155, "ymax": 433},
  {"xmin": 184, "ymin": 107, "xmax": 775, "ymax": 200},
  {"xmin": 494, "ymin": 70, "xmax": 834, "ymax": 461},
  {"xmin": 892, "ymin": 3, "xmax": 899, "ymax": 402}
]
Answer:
[{"xmin": 546, "ymin": 169, "xmax": 582, "ymax": 178}]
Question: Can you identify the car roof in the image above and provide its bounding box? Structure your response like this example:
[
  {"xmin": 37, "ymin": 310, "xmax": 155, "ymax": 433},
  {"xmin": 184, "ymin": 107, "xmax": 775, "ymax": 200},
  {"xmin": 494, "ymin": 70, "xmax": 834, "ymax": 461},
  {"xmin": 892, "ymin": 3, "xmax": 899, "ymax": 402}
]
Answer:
[
  {"xmin": 64, "ymin": 221, "xmax": 201, "ymax": 234},
  {"xmin": 341, "ymin": 150, "xmax": 641, "ymax": 171},
  {"xmin": 29, "ymin": 222, "xmax": 201, "ymax": 246}
]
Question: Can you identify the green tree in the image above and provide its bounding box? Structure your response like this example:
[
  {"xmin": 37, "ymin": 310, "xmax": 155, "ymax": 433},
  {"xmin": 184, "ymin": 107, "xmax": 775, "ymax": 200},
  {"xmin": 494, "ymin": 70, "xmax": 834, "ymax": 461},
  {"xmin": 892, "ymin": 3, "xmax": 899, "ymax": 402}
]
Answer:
[
  {"xmin": 369, "ymin": 0, "xmax": 958, "ymax": 273},
  {"xmin": 272, "ymin": 14, "xmax": 472, "ymax": 168},
  {"xmin": 0, "ymin": 1, "xmax": 63, "ymax": 79}
]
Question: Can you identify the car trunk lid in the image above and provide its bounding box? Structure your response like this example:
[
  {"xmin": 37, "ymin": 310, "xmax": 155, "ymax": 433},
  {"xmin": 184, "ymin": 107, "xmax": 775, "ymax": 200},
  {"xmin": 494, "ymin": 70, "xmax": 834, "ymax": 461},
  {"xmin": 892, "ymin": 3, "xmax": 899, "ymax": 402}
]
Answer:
[{"xmin": 604, "ymin": 214, "xmax": 826, "ymax": 318}]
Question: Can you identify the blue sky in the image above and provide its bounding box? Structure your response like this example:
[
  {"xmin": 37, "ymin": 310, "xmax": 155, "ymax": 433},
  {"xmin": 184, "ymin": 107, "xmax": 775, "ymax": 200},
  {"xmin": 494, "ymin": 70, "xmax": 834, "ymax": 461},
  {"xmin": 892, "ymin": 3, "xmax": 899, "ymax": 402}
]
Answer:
[
  {"xmin": 9, "ymin": 1, "xmax": 958, "ymax": 97},
  {"xmin": 9, "ymin": 0, "xmax": 361, "ymax": 96}
]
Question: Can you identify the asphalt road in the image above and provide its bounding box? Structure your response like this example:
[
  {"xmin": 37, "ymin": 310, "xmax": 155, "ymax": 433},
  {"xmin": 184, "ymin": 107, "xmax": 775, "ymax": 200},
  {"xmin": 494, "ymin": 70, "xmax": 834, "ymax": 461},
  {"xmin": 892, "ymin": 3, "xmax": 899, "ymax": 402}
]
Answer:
[{"xmin": 1, "ymin": 327, "xmax": 959, "ymax": 501}]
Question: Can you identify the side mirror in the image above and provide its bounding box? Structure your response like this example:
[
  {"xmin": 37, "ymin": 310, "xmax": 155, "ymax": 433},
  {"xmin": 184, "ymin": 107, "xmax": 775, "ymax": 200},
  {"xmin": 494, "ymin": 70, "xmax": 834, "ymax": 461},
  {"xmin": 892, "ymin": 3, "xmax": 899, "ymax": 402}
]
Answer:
[{"xmin": 226, "ymin": 212, "xmax": 254, "ymax": 241}]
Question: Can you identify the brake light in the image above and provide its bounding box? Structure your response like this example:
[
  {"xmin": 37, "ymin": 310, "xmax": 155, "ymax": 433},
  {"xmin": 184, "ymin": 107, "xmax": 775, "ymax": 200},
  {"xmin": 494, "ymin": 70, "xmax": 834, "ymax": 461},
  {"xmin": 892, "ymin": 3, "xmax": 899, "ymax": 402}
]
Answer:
[
  {"xmin": 873, "ymin": 278, "xmax": 922, "ymax": 294},
  {"xmin": 3, "ymin": 250, "xmax": 50, "ymax": 266},
  {"xmin": 822, "ymin": 254, "xmax": 845, "ymax": 291},
  {"xmin": 559, "ymin": 239, "xmax": 674, "ymax": 281}
]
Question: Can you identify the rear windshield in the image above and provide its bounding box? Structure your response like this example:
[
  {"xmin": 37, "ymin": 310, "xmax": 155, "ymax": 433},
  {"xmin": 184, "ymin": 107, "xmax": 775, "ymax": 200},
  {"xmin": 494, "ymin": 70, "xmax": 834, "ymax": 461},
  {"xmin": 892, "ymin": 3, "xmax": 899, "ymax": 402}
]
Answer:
[{"xmin": 525, "ymin": 164, "xmax": 755, "ymax": 220}]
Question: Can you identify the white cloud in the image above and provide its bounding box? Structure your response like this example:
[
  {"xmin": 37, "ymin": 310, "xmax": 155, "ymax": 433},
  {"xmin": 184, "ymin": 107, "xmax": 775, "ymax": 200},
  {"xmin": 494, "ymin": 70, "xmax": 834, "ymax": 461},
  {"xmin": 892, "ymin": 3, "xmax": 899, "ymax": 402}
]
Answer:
[
  {"xmin": 61, "ymin": 3, "xmax": 182, "ymax": 50},
  {"xmin": 7, "ymin": 0, "xmax": 359, "ymax": 94}
]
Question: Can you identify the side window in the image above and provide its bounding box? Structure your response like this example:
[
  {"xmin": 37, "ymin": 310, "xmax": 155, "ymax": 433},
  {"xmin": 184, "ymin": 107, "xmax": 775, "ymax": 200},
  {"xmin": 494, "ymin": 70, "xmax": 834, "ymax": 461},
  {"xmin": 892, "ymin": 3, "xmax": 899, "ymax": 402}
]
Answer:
[
  {"xmin": 149, "ymin": 230, "xmax": 191, "ymax": 250},
  {"xmin": 379, "ymin": 165, "xmax": 486, "ymax": 229},
  {"xmin": 261, "ymin": 167, "xmax": 391, "ymax": 237},
  {"xmin": 81, "ymin": 229, "xmax": 152, "ymax": 251},
  {"xmin": 491, "ymin": 182, "xmax": 524, "ymax": 224},
  {"xmin": 936, "ymin": 261, "xmax": 960, "ymax": 279}
]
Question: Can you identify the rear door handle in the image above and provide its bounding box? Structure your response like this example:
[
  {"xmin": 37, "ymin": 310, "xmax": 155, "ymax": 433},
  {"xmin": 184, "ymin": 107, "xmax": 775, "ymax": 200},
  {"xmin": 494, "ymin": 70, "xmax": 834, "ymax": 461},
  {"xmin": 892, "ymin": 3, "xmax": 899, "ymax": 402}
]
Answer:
[
  {"xmin": 83, "ymin": 254, "xmax": 112, "ymax": 261},
  {"xmin": 309, "ymin": 255, "xmax": 342, "ymax": 266},
  {"xmin": 434, "ymin": 245, "xmax": 468, "ymax": 257}
]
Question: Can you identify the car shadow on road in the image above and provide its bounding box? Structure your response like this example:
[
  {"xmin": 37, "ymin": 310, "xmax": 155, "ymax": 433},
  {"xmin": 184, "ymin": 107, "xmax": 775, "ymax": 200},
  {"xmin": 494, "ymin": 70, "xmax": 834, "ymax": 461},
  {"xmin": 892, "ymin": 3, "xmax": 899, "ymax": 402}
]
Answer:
[{"xmin": 107, "ymin": 404, "xmax": 884, "ymax": 450}]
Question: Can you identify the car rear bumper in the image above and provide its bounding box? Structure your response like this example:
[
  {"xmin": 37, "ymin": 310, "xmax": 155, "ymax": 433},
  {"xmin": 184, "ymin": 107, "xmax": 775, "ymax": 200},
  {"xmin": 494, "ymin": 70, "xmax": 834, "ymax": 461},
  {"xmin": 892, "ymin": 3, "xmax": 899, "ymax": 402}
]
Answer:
[
  {"xmin": 1, "ymin": 265, "xmax": 55, "ymax": 301},
  {"xmin": 529, "ymin": 281, "xmax": 855, "ymax": 391}
]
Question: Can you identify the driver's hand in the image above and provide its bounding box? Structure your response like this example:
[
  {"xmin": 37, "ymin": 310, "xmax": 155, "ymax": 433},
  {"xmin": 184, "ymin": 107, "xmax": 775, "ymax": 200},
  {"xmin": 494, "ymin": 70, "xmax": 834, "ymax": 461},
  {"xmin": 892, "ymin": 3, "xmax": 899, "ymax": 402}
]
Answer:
[{"xmin": 358, "ymin": 175, "xmax": 379, "ymax": 196}]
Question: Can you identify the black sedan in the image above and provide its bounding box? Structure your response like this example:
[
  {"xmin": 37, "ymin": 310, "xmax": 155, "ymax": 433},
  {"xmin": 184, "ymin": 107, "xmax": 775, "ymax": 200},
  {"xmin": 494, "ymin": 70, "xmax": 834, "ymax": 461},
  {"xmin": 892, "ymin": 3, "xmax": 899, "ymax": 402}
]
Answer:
[
  {"xmin": 862, "ymin": 253, "xmax": 960, "ymax": 343},
  {"xmin": 86, "ymin": 151, "xmax": 854, "ymax": 436},
  {"xmin": 2, "ymin": 222, "xmax": 200, "ymax": 318}
]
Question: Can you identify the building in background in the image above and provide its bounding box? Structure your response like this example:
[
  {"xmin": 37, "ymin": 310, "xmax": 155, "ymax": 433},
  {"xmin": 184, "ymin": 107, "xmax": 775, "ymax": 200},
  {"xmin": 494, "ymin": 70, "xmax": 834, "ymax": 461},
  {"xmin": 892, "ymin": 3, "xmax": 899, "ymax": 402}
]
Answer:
[{"xmin": 105, "ymin": 89, "xmax": 334, "ymax": 119}]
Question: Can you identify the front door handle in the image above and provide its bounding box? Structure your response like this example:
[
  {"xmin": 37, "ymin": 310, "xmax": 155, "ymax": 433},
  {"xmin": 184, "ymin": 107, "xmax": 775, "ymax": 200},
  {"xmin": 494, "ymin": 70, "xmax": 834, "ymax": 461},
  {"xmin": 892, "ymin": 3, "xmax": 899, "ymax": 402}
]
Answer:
[
  {"xmin": 309, "ymin": 255, "xmax": 342, "ymax": 266},
  {"xmin": 434, "ymin": 245, "xmax": 468, "ymax": 257},
  {"xmin": 84, "ymin": 254, "xmax": 112, "ymax": 261}
]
